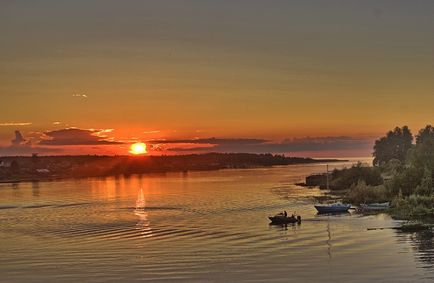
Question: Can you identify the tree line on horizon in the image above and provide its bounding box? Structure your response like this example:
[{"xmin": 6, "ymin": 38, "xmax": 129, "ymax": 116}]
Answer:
[{"xmin": 0, "ymin": 153, "xmax": 339, "ymax": 181}]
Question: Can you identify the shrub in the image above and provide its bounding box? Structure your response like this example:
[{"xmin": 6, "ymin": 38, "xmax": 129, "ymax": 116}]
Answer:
[
  {"xmin": 345, "ymin": 180, "xmax": 388, "ymax": 204},
  {"xmin": 390, "ymin": 194, "xmax": 434, "ymax": 219},
  {"xmin": 330, "ymin": 163, "xmax": 383, "ymax": 189}
]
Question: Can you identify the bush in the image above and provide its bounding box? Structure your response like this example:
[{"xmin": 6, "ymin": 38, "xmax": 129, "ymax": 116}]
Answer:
[
  {"xmin": 345, "ymin": 180, "xmax": 388, "ymax": 204},
  {"xmin": 388, "ymin": 166, "xmax": 424, "ymax": 197},
  {"xmin": 330, "ymin": 163, "xmax": 383, "ymax": 189},
  {"xmin": 391, "ymin": 194, "xmax": 434, "ymax": 219}
]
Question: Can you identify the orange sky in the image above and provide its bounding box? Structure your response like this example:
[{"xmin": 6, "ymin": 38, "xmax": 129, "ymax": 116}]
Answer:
[{"xmin": 0, "ymin": 1, "xmax": 433, "ymax": 157}]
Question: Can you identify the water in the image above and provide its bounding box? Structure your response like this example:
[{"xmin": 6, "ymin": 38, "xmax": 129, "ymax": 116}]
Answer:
[{"xmin": 1, "ymin": 160, "xmax": 434, "ymax": 282}]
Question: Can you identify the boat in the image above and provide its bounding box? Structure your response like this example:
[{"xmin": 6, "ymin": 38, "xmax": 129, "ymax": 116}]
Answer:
[
  {"xmin": 314, "ymin": 165, "xmax": 352, "ymax": 214},
  {"xmin": 269, "ymin": 213, "xmax": 301, "ymax": 224},
  {"xmin": 314, "ymin": 203, "xmax": 351, "ymax": 213},
  {"xmin": 359, "ymin": 202, "xmax": 389, "ymax": 211}
]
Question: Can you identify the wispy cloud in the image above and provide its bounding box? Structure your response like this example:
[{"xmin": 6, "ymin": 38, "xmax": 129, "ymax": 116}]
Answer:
[
  {"xmin": 143, "ymin": 130, "xmax": 161, "ymax": 134},
  {"xmin": 72, "ymin": 94, "xmax": 87, "ymax": 98},
  {"xmin": 0, "ymin": 122, "xmax": 32, "ymax": 126},
  {"xmin": 39, "ymin": 128, "xmax": 123, "ymax": 145}
]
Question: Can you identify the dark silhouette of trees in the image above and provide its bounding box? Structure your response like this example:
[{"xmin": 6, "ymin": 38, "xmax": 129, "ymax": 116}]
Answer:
[
  {"xmin": 32, "ymin": 153, "xmax": 39, "ymax": 164},
  {"xmin": 373, "ymin": 126, "xmax": 413, "ymax": 166},
  {"xmin": 0, "ymin": 153, "xmax": 340, "ymax": 180},
  {"xmin": 416, "ymin": 125, "xmax": 434, "ymax": 145},
  {"xmin": 408, "ymin": 125, "xmax": 434, "ymax": 174},
  {"xmin": 10, "ymin": 160, "xmax": 20, "ymax": 174}
]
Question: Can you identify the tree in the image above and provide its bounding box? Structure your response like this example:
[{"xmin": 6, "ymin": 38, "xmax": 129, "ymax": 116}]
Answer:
[
  {"xmin": 416, "ymin": 125, "xmax": 434, "ymax": 145},
  {"xmin": 10, "ymin": 160, "xmax": 20, "ymax": 174},
  {"xmin": 388, "ymin": 125, "xmax": 434, "ymax": 197},
  {"xmin": 373, "ymin": 126, "xmax": 413, "ymax": 166},
  {"xmin": 32, "ymin": 153, "xmax": 39, "ymax": 164},
  {"xmin": 408, "ymin": 125, "xmax": 434, "ymax": 171}
]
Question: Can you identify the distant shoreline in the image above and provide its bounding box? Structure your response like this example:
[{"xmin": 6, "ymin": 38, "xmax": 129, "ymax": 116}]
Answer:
[{"xmin": 0, "ymin": 153, "xmax": 346, "ymax": 184}]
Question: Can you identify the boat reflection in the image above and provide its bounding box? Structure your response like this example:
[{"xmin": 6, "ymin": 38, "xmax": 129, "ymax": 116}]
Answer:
[
  {"xmin": 268, "ymin": 222, "xmax": 300, "ymax": 231},
  {"xmin": 326, "ymin": 221, "xmax": 332, "ymax": 259},
  {"xmin": 315, "ymin": 211, "xmax": 351, "ymax": 217}
]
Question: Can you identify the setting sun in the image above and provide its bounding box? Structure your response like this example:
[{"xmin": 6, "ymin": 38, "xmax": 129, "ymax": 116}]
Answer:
[{"xmin": 129, "ymin": 142, "xmax": 147, "ymax": 155}]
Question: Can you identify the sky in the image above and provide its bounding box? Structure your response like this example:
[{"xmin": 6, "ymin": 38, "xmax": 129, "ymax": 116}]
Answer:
[{"xmin": 0, "ymin": 0, "xmax": 433, "ymax": 157}]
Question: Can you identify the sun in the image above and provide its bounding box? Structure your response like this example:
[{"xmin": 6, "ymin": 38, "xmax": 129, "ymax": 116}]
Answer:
[{"xmin": 129, "ymin": 142, "xmax": 147, "ymax": 155}]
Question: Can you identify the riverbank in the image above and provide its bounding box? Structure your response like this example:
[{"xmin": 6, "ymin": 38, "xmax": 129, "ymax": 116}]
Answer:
[{"xmin": 303, "ymin": 165, "xmax": 434, "ymax": 222}]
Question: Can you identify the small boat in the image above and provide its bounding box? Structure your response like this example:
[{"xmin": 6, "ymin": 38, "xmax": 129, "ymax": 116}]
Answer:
[
  {"xmin": 269, "ymin": 213, "xmax": 301, "ymax": 224},
  {"xmin": 360, "ymin": 202, "xmax": 389, "ymax": 211},
  {"xmin": 314, "ymin": 203, "xmax": 351, "ymax": 213}
]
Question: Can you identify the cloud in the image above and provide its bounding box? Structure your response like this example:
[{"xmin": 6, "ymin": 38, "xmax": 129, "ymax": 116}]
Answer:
[
  {"xmin": 11, "ymin": 130, "xmax": 28, "ymax": 146},
  {"xmin": 149, "ymin": 137, "xmax": 267, "ymax": 145},
  {"xmin": 143, "ymin": 130, "xmax": 161, "ymax": 134},
  {"xmin": 155, "ymin": 136, "xmax": 374, "ymax": 155},
  {"xmin": 72, "ymin": 94, "xmax": 87, "ymax": 98},
  {"xmin": 278, "ymin": 136, "xmax": 373, "ymax": 152},
  {"xmin": 39, "ymin": 128, "xmax": 123, "ymax": 145},
  {"xmin": 0, "ymin": 131, "xmax": 62, "ymax": 156},
  {"xmin": 0, "ymin": 122, "xmax": 32, "ymax": 126}
]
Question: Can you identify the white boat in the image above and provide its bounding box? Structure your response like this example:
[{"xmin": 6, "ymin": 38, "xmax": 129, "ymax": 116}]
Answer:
[{"xmin": 360, "ymin": 202, "xmax": 389, "ymax": 211}]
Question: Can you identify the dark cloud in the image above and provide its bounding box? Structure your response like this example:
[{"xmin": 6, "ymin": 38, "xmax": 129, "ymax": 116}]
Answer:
[
  {"xmin": 149, "ymin": 137, "xmax": 268, "ymax": 145},
  {"xmin": 160, "ymin": 136, "xmax": 373, "ymax": 154},
  {"xmin": 0, "ymin": 131, "xmax": 62, "ymax": 156},
  {"xmin": 279, "ymin": 136, "xmax": 373, "ymax": 152},
  {"xmin": 11, "ymin": 130, "xmax": 27, "ymax": 146},
  {"xmin": 39, "ymin": 128, "xmax": 123, "ymax": 145}
]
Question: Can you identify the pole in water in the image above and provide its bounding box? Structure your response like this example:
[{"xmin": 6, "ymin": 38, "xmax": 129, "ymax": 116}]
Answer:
[{"xmin": 326, "ymin": 164, "xmax": 329, "ymax": 190}]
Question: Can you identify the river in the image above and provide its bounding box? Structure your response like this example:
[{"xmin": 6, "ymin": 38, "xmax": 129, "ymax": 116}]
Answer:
[{"xmin": 1, "ymin": 159, "xmax": 433, "ymax": 282}]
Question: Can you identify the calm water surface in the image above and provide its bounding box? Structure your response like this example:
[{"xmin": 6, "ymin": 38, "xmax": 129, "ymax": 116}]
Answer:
[{"xmin": 1, "ymin": 160, "xmax": 434, "ymax": 282}]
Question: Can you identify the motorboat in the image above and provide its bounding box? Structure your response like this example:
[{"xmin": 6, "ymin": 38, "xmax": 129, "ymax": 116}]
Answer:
[
  {"xmin": 269, "ymin": 213, "xmax": 301, "ymax": 224},
  {"xmin": 314, "ymin": 203, "xmax": 351, "ymax": 213}
]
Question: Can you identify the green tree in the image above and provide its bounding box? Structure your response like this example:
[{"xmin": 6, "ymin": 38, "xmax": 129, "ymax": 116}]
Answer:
[
  {"xmin": 388, "ymin": 125, "xmax": 434, "ymax": 197},
  {"xmin": 373, "ymin": 126, "xmax": 413, "ymax": 166},
  {"xmin": 415, "ymin": 168, "xmax": 433, "ymax": 196},
  {"xmin": 407, "ymin": 125, "xmax": 434, "ymax": 171},
  {"xmin": 416, "ymin": 125, "xmax": 434, "ymax": 145}
]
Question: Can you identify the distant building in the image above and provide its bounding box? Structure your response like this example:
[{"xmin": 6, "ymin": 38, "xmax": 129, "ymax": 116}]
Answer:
[{"xmin": 0, "ymin": 160, "xmax": 12, "ymax": 168}]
